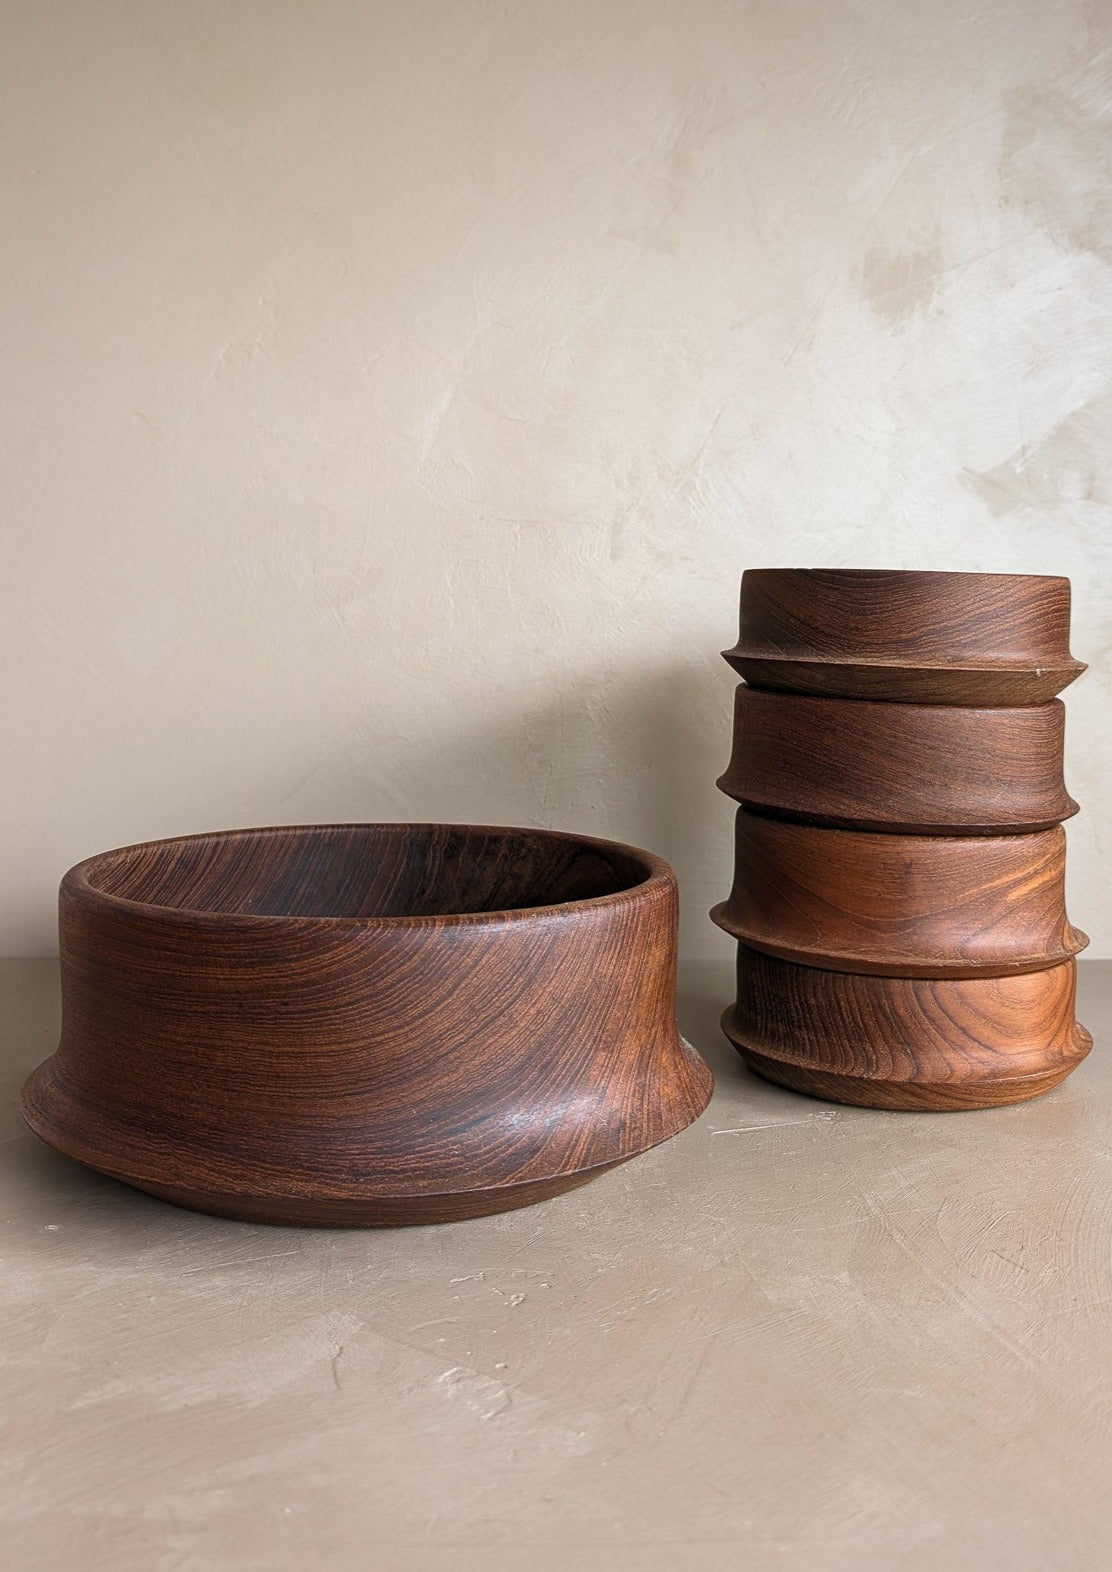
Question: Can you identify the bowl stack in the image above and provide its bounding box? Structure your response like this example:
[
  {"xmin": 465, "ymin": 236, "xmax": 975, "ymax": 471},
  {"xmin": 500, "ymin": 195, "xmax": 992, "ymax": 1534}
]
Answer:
[{"xmin": 711, "ymin": 569, "xmax": 1091, "ymax": 1110}]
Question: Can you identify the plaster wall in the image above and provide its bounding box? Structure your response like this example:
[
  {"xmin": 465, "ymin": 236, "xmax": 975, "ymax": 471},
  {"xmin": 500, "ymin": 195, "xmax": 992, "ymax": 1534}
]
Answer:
[{"xmin": 2, "ymin": 0, "xmax": 1110, "ymax": 956}]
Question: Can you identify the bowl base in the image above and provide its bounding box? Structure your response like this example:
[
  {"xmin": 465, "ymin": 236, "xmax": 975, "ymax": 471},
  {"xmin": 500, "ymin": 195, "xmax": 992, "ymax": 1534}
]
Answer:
[
  {"xmin": 70, "ymin": 1161, "xmax": 628, "ymax": 1227},
  {"xmin": 21, "ymin": 1040, "xmax": 712, "ymax": 1227},
  {"xmin": 724, "ymin": 655, "xmax": 1083, "ymax": 707},
  {"xmin": 725, "ymin": 1021, "xmax": 1093, "ymax": 1111}
]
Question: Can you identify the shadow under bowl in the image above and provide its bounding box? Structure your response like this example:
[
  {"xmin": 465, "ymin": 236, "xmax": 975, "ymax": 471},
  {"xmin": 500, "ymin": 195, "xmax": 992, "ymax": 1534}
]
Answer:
[
  {"xmin": 723, "ymin": 569, "xmax": 1085, "ymax": 704},
  {"xmin": 20, "ymin": 823, "xmax": 712, "ymax": 1226}
]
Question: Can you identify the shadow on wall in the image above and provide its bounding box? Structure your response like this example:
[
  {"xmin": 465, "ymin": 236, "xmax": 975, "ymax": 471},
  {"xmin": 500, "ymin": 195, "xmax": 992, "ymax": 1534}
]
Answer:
[{"xmin": 241, "ymin": 657, "xmax": 738, "ymax": 963}]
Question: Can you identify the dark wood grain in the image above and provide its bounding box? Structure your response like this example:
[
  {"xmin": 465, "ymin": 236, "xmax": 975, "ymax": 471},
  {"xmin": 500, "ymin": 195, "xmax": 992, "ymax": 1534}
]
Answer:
[
  {"xmin": 722, "ymin": 569, "xmax": 1085, "ymax": 703},
  {"xmin": 724, "ymin": 946, "xmax": 1092, "ymax": 1110},
  {"xmin": 718, "ymin": 687, "xmax": 1077, "ymax": 834},
  {"xmin": 712, "ymin": 811, "xmax": 1086, "ymax": 978},
  {"xmin": 20, "ymin": 824, "xmax": 712, "ymax": 1226},
  {"xmin": 713, "ymin": 567, "xmax": 1088, "ymax": 1109}
]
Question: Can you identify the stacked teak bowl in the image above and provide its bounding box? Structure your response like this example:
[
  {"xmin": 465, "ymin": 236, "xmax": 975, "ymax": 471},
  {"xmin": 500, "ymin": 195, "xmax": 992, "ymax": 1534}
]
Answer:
[{"xmin": 712, "ymin": 569, "xmax": 1091, "ymax": 1110}]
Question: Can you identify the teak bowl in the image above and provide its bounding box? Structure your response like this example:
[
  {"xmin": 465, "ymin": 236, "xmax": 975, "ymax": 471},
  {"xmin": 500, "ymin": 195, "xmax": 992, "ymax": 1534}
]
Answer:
[
  {"xmin": 722, "ymin": 569, "xmax": 1085, "ymax": 704},
  {"xmin": 711, "ymin": 811, "xmax": 1086, "ymax": 978},
  {"xmin": 718, "ymin": 688, "xmax": 1077, "ymax": 835},
  {"xmin": 21, "ymin": 823, "xmax": 712, "ymax": 1226},
  {"xmin": 725, "ymin": 946, "xmax": 1092, "ymax": 1110}
]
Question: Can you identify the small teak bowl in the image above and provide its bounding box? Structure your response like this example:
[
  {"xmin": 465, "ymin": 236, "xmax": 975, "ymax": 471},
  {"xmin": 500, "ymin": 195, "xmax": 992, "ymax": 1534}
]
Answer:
[
  {"xmin": 20, "ymin": 823, "xmax": 712, "ymax": 1226},
  {"xmin": 718, "ymin": 687, "xmax": 1077, "ymax": 834},
  {"xmin": 722, "ymin": 569, "xmax": 1085, "ymax": 704},
  {"xmin": 725, "ymin": 946, "xmax": 1091, "ymax": 1110},
  {"xmin": 711, "ymin": 810, "xmax": 1086, "ymax": 978}
]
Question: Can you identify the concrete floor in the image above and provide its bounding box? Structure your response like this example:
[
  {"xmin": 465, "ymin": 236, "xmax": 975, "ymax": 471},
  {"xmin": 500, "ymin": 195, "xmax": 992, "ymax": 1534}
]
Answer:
[{"xmin": 2, "ymin": 958, "xmax": 1110, "ymax": 1571}]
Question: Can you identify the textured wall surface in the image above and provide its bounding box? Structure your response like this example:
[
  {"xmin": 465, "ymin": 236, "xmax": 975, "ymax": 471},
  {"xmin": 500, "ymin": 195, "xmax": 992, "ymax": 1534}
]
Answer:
[{"xmin": 2, "ymin": 0, "xmax": 1110, "ymax": 958}]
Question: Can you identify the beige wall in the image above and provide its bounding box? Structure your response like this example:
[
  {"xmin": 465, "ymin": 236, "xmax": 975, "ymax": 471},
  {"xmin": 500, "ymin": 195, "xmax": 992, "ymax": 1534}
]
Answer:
[{"xmin": 2, "ymin": 0, "xmax": 1109, "ymax": 959}]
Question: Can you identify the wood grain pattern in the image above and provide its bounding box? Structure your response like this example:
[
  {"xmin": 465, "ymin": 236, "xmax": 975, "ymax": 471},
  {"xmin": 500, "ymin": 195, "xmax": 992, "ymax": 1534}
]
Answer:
[
  {"xmin": 725, "ymin": 946, "xmax": 1092, "ymax": 1110},
  {"xmin": 712, "ymin": 811, "xmax": 1086, "ymax": 978},
  {"xmin": 723, "ymin": 569, "xmax": 1085, "ymax": 704},
  {"xmin": 20, "ymin": 824, "xmax": 712, "ymax": 1226},
  {"xmin": 718, "ymin": 687, "xmax": 1077, "ymax": 834}
]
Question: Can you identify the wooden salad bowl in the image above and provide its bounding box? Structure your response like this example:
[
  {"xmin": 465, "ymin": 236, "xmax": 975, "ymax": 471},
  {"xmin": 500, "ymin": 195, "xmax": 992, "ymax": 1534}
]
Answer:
[
  {"xmin": 724, "ymin": 946, "xmax": 1092, "ymax": 1110},
  {"xmin": 21, "ymin": 824, "xmax": 712, "ymax": 1226},
  {"xmin": 711, "ymin": 811, "xmax": 1086, "ymax": 978},
  {"xmin": 718, "ymin": 687, "xmax": 1077, "ymax": 834},
  {"xmin": 722, "ymin": 569, "xmax": 1085, "ymax": 704}
]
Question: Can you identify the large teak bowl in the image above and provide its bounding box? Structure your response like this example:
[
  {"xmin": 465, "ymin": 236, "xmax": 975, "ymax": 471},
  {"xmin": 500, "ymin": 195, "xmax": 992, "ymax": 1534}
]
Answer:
[
  {"xmin": 718, "ymin": 687, "xmax": 1077, "ymax": 834},
  {"xmin": 722, "ymin": 569, "xmax": 1084, "ymax": 704},
  {"xmin": 21, "ymin": 823, "xmax": 712, "ymax": 1226}
]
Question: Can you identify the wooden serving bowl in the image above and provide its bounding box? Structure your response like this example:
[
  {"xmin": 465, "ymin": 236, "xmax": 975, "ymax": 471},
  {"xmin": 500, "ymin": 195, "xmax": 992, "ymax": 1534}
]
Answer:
[
  {"xmin": 20, "ymin": 824, "xmax": 712, "ymax": 1226},
  {"xmin": 718, "ymin": 687, "xmax": 1077, "ymax": 834},
  {"xmin": 724, "ymin": 946, "xmax": 1092, "ymax": 1109},
  {"xmin": 711, "ymin": 811, "xmax": 1087, "ymax": 978},
  {"xmin": 722, "ymin": 569, "xmax": 1085, "ymax": 703}
]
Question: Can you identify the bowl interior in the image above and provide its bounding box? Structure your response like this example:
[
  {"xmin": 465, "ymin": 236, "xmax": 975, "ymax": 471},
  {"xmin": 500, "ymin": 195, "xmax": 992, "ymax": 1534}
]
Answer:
[{"xmin": 82, "ymin": 824, "xmax": 654, "ymax": 920}]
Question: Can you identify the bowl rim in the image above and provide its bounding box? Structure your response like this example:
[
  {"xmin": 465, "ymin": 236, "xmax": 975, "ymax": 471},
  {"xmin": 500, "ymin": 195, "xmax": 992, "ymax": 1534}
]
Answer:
[
  {"xmin": 62, "ymin": 821, "xmax": 676, "ymax": 929},
  {"xmin": 739, "ymin": 567, "xmax": 1073, "ymax": 586},
  {"xmin": 724, "ymin": 684, "xmax": 1071, "ymax": 719},
  {"xmin": 721, "ymin": 650, "xmax": 1086, "ymax": 673}
]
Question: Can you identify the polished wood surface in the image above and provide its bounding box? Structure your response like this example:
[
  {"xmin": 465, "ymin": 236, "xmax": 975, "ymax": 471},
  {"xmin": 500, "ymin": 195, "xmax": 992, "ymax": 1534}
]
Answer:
[
  {"xmin": 718, "ymin": 687, "xmax": 1077, "ymax": 834},
  {"xmin": 725, "ymin": 946, "xmax": 1092, "ymax": 1110},
  {"xmin": 712, "ymin": 811, "xmax": 1086, "ymax": 978},
  {"xmin": 20, "ymin": 824, "xmax": 712, "ymax": 1226},
  {"xmin": 714, "ymin": 568, "xmax": 1088, "ymax": 1109},
  {"xmin": 723, "ymin": 569, "xmax": 1085, "ymax": 703}
]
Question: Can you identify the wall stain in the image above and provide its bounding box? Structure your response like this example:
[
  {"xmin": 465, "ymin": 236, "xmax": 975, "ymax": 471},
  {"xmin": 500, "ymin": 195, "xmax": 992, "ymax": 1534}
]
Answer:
[
  {"xmin": 963, "ymin": 393, "xmax": 1112, "ymax": 516},
  {"xmin": 1000, "ymin": 67, "xmax": 1112, "ymax": 262},
  {"xmin": 858, "ymin": 229, "xmax": 944, "ymax": 324}
]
